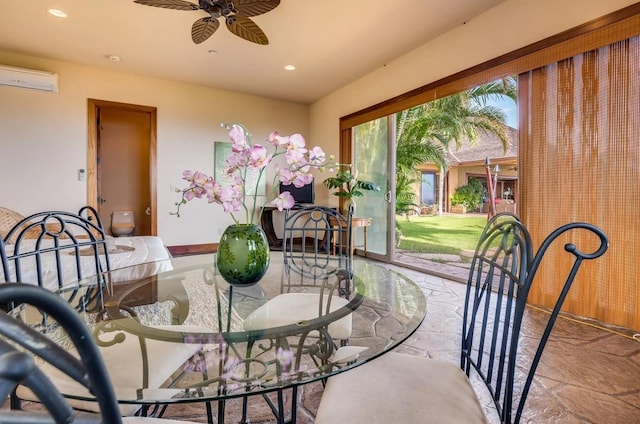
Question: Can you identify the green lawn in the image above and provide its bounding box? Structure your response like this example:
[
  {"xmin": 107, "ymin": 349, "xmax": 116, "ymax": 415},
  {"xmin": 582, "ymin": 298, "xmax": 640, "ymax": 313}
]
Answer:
[{"xmin": 396, "ymin": 215, "xmax": 487, "ymax": 255}]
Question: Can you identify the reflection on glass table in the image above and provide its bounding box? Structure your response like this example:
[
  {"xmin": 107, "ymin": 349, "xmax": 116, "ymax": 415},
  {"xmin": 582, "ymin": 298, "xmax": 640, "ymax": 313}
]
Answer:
[{"xmin": 13, "ymin": 253, "xmax": 426, "ymax": 423}]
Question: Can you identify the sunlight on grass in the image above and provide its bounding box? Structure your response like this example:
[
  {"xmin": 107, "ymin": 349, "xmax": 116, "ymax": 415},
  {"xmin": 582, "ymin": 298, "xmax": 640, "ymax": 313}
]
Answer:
[{"xmin": 396, "ymin": 215, "xmax": 487, "ymax": 255}]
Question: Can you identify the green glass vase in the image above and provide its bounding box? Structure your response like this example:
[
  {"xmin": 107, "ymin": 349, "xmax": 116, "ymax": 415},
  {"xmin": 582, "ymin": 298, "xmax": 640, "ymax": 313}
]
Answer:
[{"xmin": 217, "ymin": 224, "xmax": 270, "ymax": 286}]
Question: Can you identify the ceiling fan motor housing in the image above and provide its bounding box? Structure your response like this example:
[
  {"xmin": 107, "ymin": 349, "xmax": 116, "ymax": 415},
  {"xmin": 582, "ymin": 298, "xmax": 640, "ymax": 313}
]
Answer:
[{"xmin": 200, "ymin": 1, "xmax": 238, "ymax": 18}]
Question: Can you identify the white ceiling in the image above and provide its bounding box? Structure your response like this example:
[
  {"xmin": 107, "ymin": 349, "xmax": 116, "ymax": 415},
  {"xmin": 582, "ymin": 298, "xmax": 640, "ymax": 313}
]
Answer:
[{"xmin": 0, "ymin": 0, "xmax": 505, "ymax": 104}]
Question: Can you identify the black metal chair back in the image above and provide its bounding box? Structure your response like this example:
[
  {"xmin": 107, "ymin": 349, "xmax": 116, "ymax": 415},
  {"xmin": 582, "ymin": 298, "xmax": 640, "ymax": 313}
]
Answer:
[
  {"xmin": 282, "ymin": 205, "xmax": 353, "ymax": 286},
  {"xmin": 78, "ymin": 205, "xmax": 107, "ymax": 232},
  {"xmin": 461, "ymin": 212, "xmax": 608, "ymax": 424},
  {"xmin": 0, "ymin": 283, "xmax": 123, "ymax": 423},
  {"xmin": 1, "ymin": 208, "xmax": 110, "ymax": 290},
  {"xmin": 280, "ymin": 205, "xmax": 354, "ymax": 349},
  {"xmin": 0, "ymin": 237, "xmax": 8, "ymax": 285}
]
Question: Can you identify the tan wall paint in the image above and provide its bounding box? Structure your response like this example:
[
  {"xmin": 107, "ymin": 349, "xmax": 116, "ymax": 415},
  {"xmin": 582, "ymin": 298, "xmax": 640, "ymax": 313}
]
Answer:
[{"xmin": 0, "ymin": 52, "xmax": 309, "ymax": 245}]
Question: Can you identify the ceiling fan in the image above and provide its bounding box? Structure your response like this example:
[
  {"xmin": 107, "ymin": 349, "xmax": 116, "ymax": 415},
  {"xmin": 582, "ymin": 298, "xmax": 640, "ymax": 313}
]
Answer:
[{"xmin": 133, "ymin": 0, "xmax": 280, "ymax": 45}]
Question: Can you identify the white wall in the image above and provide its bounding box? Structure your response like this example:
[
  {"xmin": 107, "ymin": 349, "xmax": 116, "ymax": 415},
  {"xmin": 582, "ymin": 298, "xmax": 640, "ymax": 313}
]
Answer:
[
  {"xmin": 309, "ymin": 0, "xmax": 639, "ymax": 175},
  {"xmin": 0, "ymin": 51, "xmax": 309, "ymax": 245}
]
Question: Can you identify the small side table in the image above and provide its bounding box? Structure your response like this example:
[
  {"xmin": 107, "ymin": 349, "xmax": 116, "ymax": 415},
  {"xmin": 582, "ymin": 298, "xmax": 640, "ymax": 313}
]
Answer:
[
  {"xmin": 332, "ymin": 217, "xmax": 372, "ymax": 256},
  {"xmin": 351, "ymin": 217, "xmax": 372, "ymax": 255}
]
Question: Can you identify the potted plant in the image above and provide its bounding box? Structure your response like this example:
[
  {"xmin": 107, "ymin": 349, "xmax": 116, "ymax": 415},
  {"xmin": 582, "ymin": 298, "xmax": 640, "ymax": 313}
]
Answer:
[
  {"xmin": 322, "ymin": 165, "xmax": 381, "ymax": 214},
  {"xmin": 449, "ymin": 179, "xmax": 486, "ymax": 213},
  {"xmin": 173, "ymin": 123, "xmax": 337, "ymax": 286}
]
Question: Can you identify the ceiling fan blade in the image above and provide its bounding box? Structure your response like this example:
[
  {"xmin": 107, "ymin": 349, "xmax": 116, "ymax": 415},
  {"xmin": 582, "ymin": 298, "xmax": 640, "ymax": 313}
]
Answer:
[
  {"xmin": 133, "ymin": 0, "xmax": 199, "ymax": 11},
  {"xmin": 226, "ymin": 15, "xmax": 268, "ymax": 45},
  {"xmin": 234, "ymin": 0, "xmax": 280, "ymax": 17},
  {"xmin": 192, "ymin": 17, "xmax": 220, "ymax": 44}
]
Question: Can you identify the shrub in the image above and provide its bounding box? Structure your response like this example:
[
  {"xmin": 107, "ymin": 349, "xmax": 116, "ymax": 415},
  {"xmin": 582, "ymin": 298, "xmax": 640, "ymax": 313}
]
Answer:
[{"xmin": 450, "ymin": 180, "xmax": 486, "ymax": 211}]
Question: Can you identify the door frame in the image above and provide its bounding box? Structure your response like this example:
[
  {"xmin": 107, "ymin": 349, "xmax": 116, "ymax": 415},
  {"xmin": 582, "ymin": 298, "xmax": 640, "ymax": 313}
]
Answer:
[
  {"xmin": 340, "ymin": 115, "xmax": 396, "ymax": 263},
  {"xmin": 86, "ymin": 99, "xmax": 158, "ymax": 235}
]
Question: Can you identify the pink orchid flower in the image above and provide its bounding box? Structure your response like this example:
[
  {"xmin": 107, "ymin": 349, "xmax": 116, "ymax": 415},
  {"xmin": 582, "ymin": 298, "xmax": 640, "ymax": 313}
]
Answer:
[
  {"xmin": 276, "ymin": 347, "xmax": 295, "ymax": 369},
  {"xmin": 287, "ymin": 133, "xmax": 306, "ymax": 149},
  {"xmin": 229, "ymin": 124, "xmax": 247, "ymax": 146},
  {"xmin": 183, "ymin": 185, "xmax": 206, "ymax": 201},
  {"xmin": 209, "ymin": 184, "xmax": 228, "ymax": 203},
  {"xmin": 277, "ymin": 168, "xmax": 295, "ymax": 185},
  {"xmin": 249, "ymin": 144, "xmax": 270, "ymax": 169},
  {"xmin": 285, "ymin": 148, "xmax": 307, "ymax": 165},
  {"xmin": 181, "ymin": 169, "xmax": 196, "ymax": 181},
  {"xmin": 308, "ymin": 146, "xmax": 326, "ymax": 166},
  {"xmin": 292, "ymin": 172, "xmax": 313, "ymax": 188},
  {"xmin": 203, "ymin": 180, "xmax": 220, "ymax": 203},
  {"xmin": 225, "ymin": 153, "xmax": 245, "ymax": 174},
  {"xmin": 173, "ymin": 124, "xmax": 338, "ymax": 224},
  {"xmin": 183, "ymin": 170, "xmax": 209, "ymax": 185},
  {"xmin": 271, "ymin": 192, "xmax": 295, "ymax": 211},
  {"xmin": 269, "ymin": 131, "xmax": 290, "ymax": 146}
]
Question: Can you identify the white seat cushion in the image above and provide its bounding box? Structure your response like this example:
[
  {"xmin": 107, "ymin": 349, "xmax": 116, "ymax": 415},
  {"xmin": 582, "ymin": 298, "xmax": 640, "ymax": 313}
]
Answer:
[
  {"xmin": 243, "ymin": 292, "xmax": 352, "ymax": 340},
  {"xmin": 123, "ymin": 418, "xmax": 195, "ymax": 423},
  {"xmin": 315, "ymin": 352, "xmax": 488, "ymax": 424},
  {"xmin": 18, "ymin": 324, "xmax": 211, "ymax": 416},
  {"xmin": 330, "ymin": 345, "xmax": 369, "ymax": 365}
]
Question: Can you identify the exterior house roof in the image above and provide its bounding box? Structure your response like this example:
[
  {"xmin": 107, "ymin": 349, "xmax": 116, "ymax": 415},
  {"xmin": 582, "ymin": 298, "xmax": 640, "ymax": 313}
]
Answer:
[{"xmin": 447, "ymin": 126, "xmax": 518, "ymax": 165}]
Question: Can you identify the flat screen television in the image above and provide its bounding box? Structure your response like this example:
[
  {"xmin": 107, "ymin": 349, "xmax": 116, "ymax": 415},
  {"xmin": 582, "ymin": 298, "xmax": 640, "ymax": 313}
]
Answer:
[{"xmin": 279, "ymin": 179, "xmax": 315, "ymax": 204}]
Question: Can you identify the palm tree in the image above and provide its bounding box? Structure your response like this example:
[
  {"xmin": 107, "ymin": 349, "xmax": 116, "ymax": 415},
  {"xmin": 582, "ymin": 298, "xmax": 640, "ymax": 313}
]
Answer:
[
  {"xmin": 395, "ymin": 107, "xmax": 448, "ymax": 215},
  {"xmin": 396, "ymin": 77, "xmax": 516, "ymax": 215}
]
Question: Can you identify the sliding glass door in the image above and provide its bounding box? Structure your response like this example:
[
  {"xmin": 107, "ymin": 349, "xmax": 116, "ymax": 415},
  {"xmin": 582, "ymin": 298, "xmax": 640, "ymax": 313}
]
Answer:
[{"xmin": 352, "ymin": 116, "xmax": 394, "ymax": 261}]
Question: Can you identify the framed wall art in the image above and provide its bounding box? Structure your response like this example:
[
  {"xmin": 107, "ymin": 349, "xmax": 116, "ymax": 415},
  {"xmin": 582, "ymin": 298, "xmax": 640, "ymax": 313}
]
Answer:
[{"xmin": 214, "ymin": 141, "xmax": 266, "ymax": 196}]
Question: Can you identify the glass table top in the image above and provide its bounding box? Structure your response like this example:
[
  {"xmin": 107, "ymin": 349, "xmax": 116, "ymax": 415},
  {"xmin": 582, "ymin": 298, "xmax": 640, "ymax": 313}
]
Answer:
[{"xmin": 15, "ymin": 253, "xmax": 426, "ymax": 407}]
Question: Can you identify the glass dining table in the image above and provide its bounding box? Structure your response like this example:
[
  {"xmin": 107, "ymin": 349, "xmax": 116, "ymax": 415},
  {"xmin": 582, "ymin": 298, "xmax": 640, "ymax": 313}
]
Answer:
[{"xmin": 17, "ymin": 253, "xmax": 426, "ymax": 423}]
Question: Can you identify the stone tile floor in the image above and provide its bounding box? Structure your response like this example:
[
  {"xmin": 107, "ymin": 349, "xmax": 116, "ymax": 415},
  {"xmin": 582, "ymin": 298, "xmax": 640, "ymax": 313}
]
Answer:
[
  {"xmin": 160, "ymin": 261, "xmax": 640, "ymax": 423},
  {"xmin": 10, "ymin": 254, "xmax": 638, "ymax": 423}
]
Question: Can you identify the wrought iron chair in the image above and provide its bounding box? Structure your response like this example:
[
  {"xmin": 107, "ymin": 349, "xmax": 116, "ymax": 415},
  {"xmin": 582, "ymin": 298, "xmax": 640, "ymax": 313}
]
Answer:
[
  {"xmin": 78, "ymin": 204, "xmax": 107, "ymax": 234},
  {"xmin": 0, "ymin": 283, "xmax": 197, "ymax": 423},
  {"xmin": 0, "ymin": 208, "xmax": 208, "ymax": 418},
  {"xmin": 246, "ymin": 206, "xmax": 354, "ymax": 343},
  {"xmin": 242, "ymin": 206, "xmax": 358, "ymax": 422},
  {"xmin": 1, "ymin": 207, "xmax": 110, "ymax": 291},
  {"xmin": 281, "ymin": 205, "xmax": 353, "ymax": 283},
  {"xmin": 315, "ymin": 212, "xmax": 609, "ymax": 424}
]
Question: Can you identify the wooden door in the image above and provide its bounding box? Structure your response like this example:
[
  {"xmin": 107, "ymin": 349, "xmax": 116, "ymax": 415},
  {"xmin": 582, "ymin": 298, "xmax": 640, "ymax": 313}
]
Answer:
[{"xmin": 87, "ymin": 100, "xmax": 157, "ymax": 236}]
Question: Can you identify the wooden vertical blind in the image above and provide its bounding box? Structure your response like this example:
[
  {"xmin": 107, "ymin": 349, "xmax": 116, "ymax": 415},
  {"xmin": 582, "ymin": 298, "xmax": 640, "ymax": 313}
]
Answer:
[{"xmin": 519, "ymin": 36, "xmax": 640, "ymax": 329}]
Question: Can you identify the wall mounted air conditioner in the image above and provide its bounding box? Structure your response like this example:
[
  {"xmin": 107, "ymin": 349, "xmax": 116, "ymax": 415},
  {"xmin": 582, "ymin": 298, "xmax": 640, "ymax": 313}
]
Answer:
[{"xmin": 0, "ymin": 65, "xmax": 59, "ymax": 93}]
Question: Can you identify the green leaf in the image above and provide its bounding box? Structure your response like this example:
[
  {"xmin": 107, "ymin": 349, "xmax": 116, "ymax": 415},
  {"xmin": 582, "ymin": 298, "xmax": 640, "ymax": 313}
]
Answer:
[{"xmin": 357, "ymin": 181, "xmax": 381, "ymax": 191}]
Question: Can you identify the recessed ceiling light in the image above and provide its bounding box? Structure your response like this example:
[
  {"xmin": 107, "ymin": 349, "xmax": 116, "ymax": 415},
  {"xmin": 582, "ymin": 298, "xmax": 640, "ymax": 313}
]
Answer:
[
  {"xmin": 47, "ymin": 9, "xmax": 67, "ymax": 18},
  {"xmin": 208, "ymin": 49, "xmax": 218, "ymax": 55},
  {"xmin": 284, "ymin": 65, "xmax": 296, "ymax": 71},
  {"xmin": 107, "ymin": 55, "xmax": 121, "ymax": 62}
]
